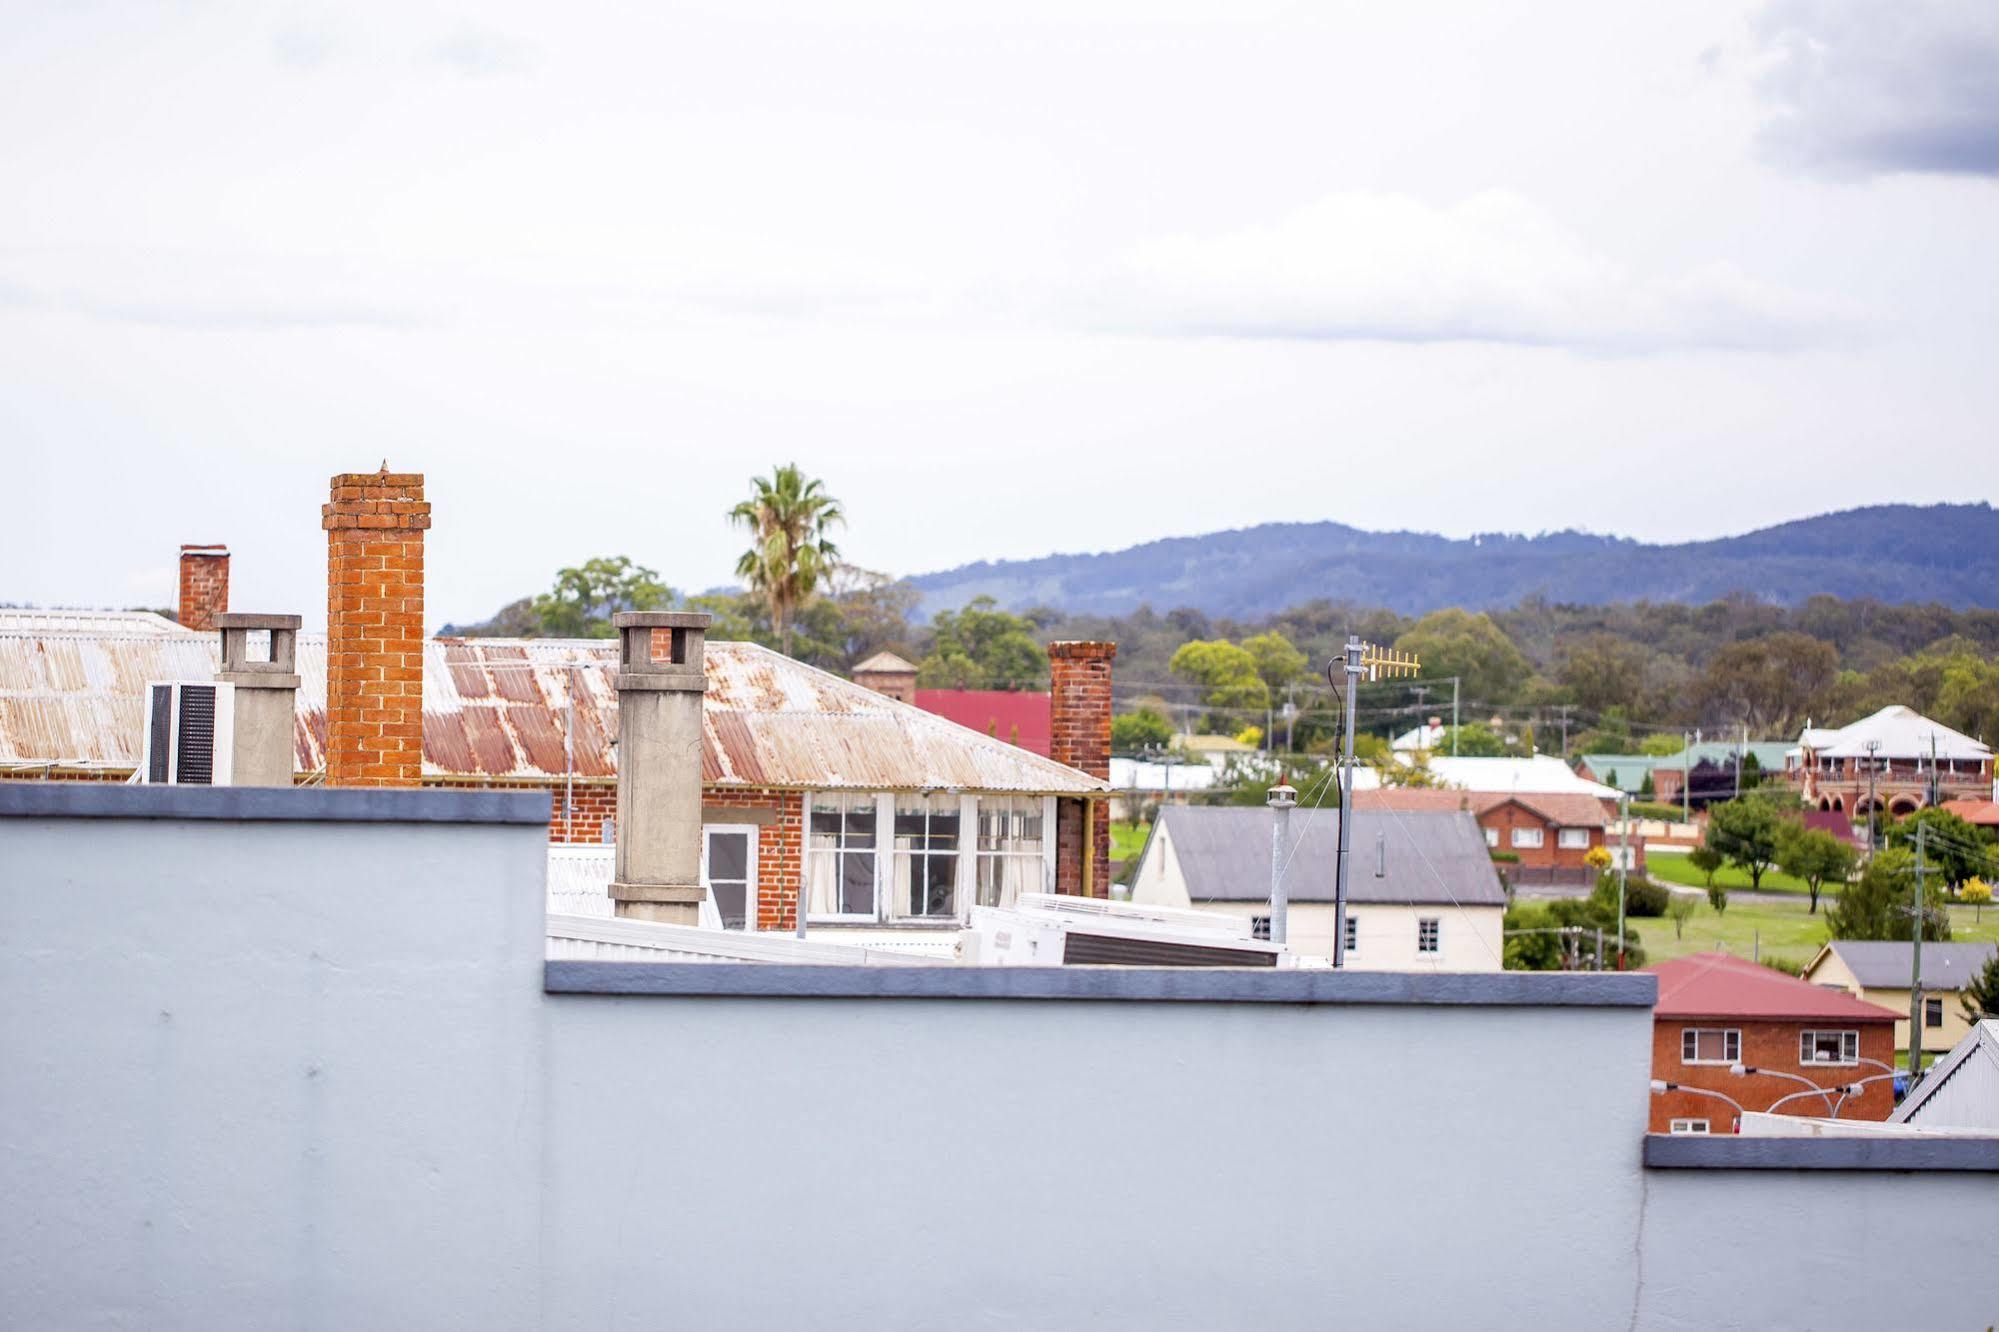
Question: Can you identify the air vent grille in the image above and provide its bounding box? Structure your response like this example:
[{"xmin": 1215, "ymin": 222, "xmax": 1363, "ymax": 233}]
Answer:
[{"xmin": 174, "ymin": 685, "xmax": 217, "ymax": 784}]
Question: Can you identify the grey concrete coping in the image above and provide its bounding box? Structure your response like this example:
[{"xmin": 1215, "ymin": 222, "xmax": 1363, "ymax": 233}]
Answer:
[
  {"xmin": 545, "ymin": 961, "xmax": 1658, "ymax": 1006},
  {"xmin": 0, "ymin": 782, "xmax": 551, "ymax": 825},
  {"xmin": 1644, "ymin": 1134, "xmax": 1999, "ymax": 1172},
  {"xmin": 215, "ymin": 612, "xmax": 302, "ymax": 629},
  {"xmin": 611, "ymin": 612, "xmax": 713, "ymax": 628}
]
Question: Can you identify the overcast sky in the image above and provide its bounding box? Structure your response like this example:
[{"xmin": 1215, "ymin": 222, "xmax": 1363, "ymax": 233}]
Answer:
[{"xmin": 3, "ymin": 0, "xmax": 1996, "ymax": 628}]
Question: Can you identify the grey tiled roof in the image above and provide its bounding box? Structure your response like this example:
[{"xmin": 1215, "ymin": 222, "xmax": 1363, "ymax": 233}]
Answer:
[{"xmin": 1150, "ymin": 805, "xmax": 1506, "ymax": 907}]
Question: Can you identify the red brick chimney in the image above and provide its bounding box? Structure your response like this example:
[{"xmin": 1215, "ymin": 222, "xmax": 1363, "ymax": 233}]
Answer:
[
  {"xmin": 323, "ymin": 467, "xmax": 429, "ymax": 787},
  {"xmin": 177, "ymin": 544, "xmax": 229, "ymax": 631},
  {"xmin": 1048, "ymin": 640, "xmax": 1115, "ymax": 897}
]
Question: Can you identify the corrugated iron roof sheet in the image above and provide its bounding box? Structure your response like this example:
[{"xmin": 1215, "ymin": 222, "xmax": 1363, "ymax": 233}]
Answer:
[{"xmin": 0, "ymin": 630, "xmax": 1105, "ymax": 795}]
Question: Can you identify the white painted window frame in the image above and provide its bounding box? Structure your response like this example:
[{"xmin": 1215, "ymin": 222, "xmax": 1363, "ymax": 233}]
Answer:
[
  {"xmin": 803, "ymin": 791, "xmax": 1057, "ymax": 925},
  {"xmin": 1556, "ymin": 827, "xmax": 1589, "ymax": 850},
  {"xmin": 700, "ymin": 823, "xmax": 759, "ymax": 932},
  {"xmin": 887, "ymin": 793, "xmax": 966, "ymax": 924},
  {"xmin": 1416, "ymin": 916, "xmax": 1440, "ymax": 954},
  {"xmin": 1483, "ymin": 827, "xmax": 1498, "ymax": 848},
  {"xmin": 1512, "ymin": 826, "xmax": 1545, "ymax": 849},
  {"xmin": 1681, "ymin": 1027, "xmax": 1741, "ymax": 1066},
  {"xmin": 1798, "ymin": 1029, "xmax": 1859, "ymax": 1066},
  {"xmin": 1344, "ymin": 915, "xmax": 1359, "ymax": 954},
  {"xmin": 803, "ymin": 791, "xmax": 885, "ymax": 924},
  {"xmin": 1668, "ymin": 1119, "xmax": 1710, "ymax": 1135}
]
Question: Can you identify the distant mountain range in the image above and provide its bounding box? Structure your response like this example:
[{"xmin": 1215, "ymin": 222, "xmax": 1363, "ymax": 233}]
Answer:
[{"xmin": 906, "ymin": 503, "xmax": 1999, "ymax": 618}]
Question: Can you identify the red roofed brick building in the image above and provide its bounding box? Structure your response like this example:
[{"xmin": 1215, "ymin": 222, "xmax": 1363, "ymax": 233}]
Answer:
[
  {"xmin": 1645, "ymin": 953, "xmax": 1900, "ymax": 1134},
  {"xmin": 1358, "ymin": 788, "xmax": 1633, "ymax": 887}
]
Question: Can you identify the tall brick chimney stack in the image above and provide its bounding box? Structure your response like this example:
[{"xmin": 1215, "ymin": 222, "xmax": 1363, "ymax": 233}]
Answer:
[
  {"xmin": 323, "ymin": 467, "xmax": 430, "ymax": 787},
  {"xmin": 177, "ymin": 545, "xmax": 229, "ymax": 631},
  {"xmin": 1048, "ymin": 640, "xmax": 1115, "ymax": 897}
]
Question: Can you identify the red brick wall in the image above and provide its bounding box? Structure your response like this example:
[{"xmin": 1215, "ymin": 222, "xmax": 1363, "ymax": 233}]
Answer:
[
  {"xmin": 323, "ymin": 469, "xmax": 429, "ymax": 787},
  {"xmin": 1478, "ymin": 801, "xmax": 1602, "ymax": 871},
  {"xmin": 1648, "ymin": 1018, "xmax": 1897, "ymax": 1132},
  {"xmin": 177, "ymin": 545, "xmax": 229, "ymax": 632},
  {"xmin": 1049, "ymin": 640, "xmax": 1114, "ymax": 897}
]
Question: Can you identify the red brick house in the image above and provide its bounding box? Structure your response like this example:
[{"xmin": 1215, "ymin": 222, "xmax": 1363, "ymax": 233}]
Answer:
[
  {"xmin": 1358, "ymin": 788, "xmax": 1630, "ymax": 887},
  {"xmin": 1645, "ymin": 953, "xmax": 1900, "ymax": 1134}
]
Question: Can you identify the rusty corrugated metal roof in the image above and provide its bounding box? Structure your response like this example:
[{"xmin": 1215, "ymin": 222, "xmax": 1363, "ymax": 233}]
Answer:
[{"xmin": 0, "ymin": 627, "xmax": 1105, "ymax": 794}]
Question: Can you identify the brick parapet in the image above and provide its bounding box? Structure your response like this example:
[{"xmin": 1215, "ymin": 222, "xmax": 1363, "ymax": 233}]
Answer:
[{"xmin": 177, "ymin": 545, "xmax": 229, "ymax": 633}]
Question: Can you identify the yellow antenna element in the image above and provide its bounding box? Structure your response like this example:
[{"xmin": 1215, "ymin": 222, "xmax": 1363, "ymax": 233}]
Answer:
[{"xmin": 1356, "ymin": 643, "xmax": 1422, "ymax": 682}]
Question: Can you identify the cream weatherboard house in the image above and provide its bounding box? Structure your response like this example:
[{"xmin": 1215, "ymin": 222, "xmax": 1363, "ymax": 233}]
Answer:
[
  {"xmin": 1802, "ymin": 941, "xmax": 1999, "ymax": 1063},
  {"xmin": 1128, "ymin": 805, "xmax": 1506, "ymax": 970}
]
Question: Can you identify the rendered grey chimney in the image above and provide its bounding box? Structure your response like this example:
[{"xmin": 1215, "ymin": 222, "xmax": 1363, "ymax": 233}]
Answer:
[
  {"xmin": 608, "ymin": 611, "xmax": 711, "ymax": 925},
  {"xmin": 214, "ymin": 613, "xmax": 302, "ymax": 787}
]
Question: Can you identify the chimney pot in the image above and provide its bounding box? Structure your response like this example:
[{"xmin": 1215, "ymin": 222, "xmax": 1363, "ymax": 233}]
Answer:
[{"xmin": 215, "ymin": 612, "xmax": 303, "ymax": 787}]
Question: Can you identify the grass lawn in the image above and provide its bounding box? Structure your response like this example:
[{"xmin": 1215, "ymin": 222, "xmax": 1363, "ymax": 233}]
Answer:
[
  {"xmin": 1111, "ymin": 821, "xmax": 1152, "ymax": 862},
  {"xmin": 1630, "ymin": 897, "xmax": 1999, "ymax": 972},
  {"xmin": 1646, "ymin": 847, "xmax": 1813, "ymax": 897}
]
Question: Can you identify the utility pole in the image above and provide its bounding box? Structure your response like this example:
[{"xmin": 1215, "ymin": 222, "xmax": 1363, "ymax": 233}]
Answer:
[
  {"xmin": 1555, "ymin": 704, "xmax": 1574, "ymax": 761},
  {"xmin": 1267, "ymin": 782, "xmax": 1296, "ymax": 947},
  {"xmin": 1330, "ymin": 636, "xmax": 1421, "ymax": 968},
  {"xmin": 1734, "ymin": 723, "xmax": 1745, "ymax": 799},
  {"xmin": 1909, "ymin": 820, "xmax": 1929, "ymax": 1089},
  {"xmin": 1410, "ymin": 684, "xmax": 1431, "ymax": 750},
  {"xmin": 1864, "ymin": 739, "xmax": 1882, "ymax": 860},
  {"xmin": 1680, "ymin": 731, "xmax": 1691, "ymax": 824},
  {"xmin": 1451, "ymin": 677, "xmax": 1460, "ymax": 756},
  {"xmin": 1616, "ymin": 793, "xmax": 1630, "ymax": 970}
]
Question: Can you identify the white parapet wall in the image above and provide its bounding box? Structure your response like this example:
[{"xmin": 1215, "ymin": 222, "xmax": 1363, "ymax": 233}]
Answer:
[{"xmin": 3, "ymin": 783, "xmax": 1997, "ymax": 1331}]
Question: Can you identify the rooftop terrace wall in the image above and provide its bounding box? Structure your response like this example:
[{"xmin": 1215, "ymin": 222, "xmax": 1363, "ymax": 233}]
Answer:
[{"xmin": 2, "ymin": 784, "xmax": 1994, "ymax": 1330}]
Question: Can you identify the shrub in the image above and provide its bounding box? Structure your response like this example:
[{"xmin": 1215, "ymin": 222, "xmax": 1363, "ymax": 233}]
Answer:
[
  {"xmin": 1630, "ymin": 801, "xmax": 1682, "ymax": 823},
  {"xmin": 1624, "ymin": 876, "xmax": 1670, "ymax": 918},
  {"xmin": 1488, "ymin": 850, "xmax": 1521, "ymax": 864}
]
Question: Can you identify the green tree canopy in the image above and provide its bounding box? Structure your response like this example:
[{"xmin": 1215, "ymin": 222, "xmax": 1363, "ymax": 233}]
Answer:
[
  {"xmin": 1111, "ymin": 707, "xmax": 1174, "ymax": 753},
  {"xmin": 1704, "ymin": 797, "xmax": 1786, "ymax": 891},
  {"xmin": 916, "ymin": 597, "xmax": 1049, "ymax": 690},
  {"xmin": 1242, "ymin": 630, "xmax": 1308, "ymax": 696},
  {"xmin": 1692, "ymin": 632, "xmax": 1839, "ymax": 734},
  {"xmin": 1168, "ymin": 639, "xmax": 1270, "ymax": 723},
  {"xmin": 1886, "ymin": 808, "xmax": 1997, "ymax": 888},
  {"xmin": 1437, "ymin": 722, "xmax": 1514, "ymax": 757},
  {"xmin": 1775, "ymin": 823, "xmax": 1857, "ymax": 915},
  {"xmin": 1962, "ymin": 950, "xmax": 1999, "ymax": 1024},
  {"xmin": 1827, "ymin": 848, "xmax": 1952, "ymax": 942},
  {"xmin": 729, "ymin": 463, "xmax": 844, "ymax": 656},
  {"xmin": 531, "ymin": 556, "xmax": 674, "ymax": 638},
  {"xmin": 1557, "ymin": 634, "xmax": 1653, "ymax": 714},
  {"xmin": 1394, "ymin": 609, "xmax": 1532, "ymax": 704}
]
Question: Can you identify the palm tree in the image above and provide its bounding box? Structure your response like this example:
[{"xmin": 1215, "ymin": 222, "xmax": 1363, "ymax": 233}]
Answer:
[{"xmin": 728, "ymin": 464, "xmax": 844, "ymax": 656}]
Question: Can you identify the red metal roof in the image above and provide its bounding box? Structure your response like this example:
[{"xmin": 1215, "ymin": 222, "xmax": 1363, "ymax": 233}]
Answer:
[
  {"xmin": 1801, "ymin": 810, "xmax": 1863, "ymax": 845},
  {"xmin": 913, "ymin": 689, "xmax": 1052, "ymax": 757},
  {"xmin": 1646, "ymin": 952, "xmax": 1900, "ymax": 1023}
]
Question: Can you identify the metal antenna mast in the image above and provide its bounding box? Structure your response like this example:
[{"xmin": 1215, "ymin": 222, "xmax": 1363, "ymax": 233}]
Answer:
[{"xmin": 1329, "ymin": 637, "xmax": 1421, "ymax": 968}]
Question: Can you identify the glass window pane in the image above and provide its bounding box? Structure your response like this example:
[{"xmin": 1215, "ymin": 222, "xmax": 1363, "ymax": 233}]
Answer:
[
  {"xmin": 840, "ymin": 851, "xmax": 874, "ymax": 915},
  {"xmin": 708, "ymin": 832, "xmax": 748, "ymax": 882},
  {"xmin": 711, "ymin": 879, "xmax": 747, "ymax": 931}
]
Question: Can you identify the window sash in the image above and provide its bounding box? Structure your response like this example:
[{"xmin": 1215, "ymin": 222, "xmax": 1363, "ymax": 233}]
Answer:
[
  {"xmin": 1668, "ymin": 1119, "xmax": 1710, "ymax": 1135},
  {"xmin": 807, "ymin": 793, "xmax": 880, "ymax": 920},
  {"xmin": 1343, "ymin": 917, "xmax": 1358, "ymax": 953},
  {"xmin": 1557, "ymin": 828, "xmax": 1589, "ymax": 849},
  {"xmin": 1924, "ymin": 998, "xmax": 1943, "ymax": 1027},
  {"xmin": 1512, "ymin": 827, "xmax": 1544, "ymax": 849},
  {"xmin": 1681, "ymin": 1028, "xmax": 1741, "ymax": 1064},
  {"xmin": 1483, "ymin": 827, "xmax": 1498, "ymax": 848},
  {"xmin": 890, "ymin": 794, "xmax": 961, "ymax": 921},
  {"xmin": 1800, "ymin": 1030, "xmax": 1859, "ymax": 1064},
  {"xmin": 1250, "ymin": 915, "xmax": 1271, "ymax": 941},
  {"xmin": 974, "ymin": 795, "xmax": 1046, "ymax": 909},
  {"xmin": 1417, "ymin": 917, "xmax": 1440, "ymax": 954}
]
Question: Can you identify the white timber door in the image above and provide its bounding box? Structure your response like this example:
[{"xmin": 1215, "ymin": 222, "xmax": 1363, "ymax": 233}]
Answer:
[{"xmin": 701, "ymin": 825, "xmax": 759, "ymax": 931}]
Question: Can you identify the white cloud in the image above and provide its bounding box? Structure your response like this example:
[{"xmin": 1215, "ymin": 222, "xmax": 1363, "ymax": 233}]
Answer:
[
  {"xmin": 423, "ymin": 23, "xmax": 531, "ymax": 78},
  {"xmin": 1081, "ymin": 191, "xmax": 1840, "ymax": 350},
  {"xmin": 1752, "ymin": 0, "xmax": 1999, "ymax": 178}
]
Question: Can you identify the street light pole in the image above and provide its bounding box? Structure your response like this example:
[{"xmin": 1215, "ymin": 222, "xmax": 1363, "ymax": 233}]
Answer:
[{"xmin": 1909, "ymin": 819, "xmax": 1929, "ymax": 1089}]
